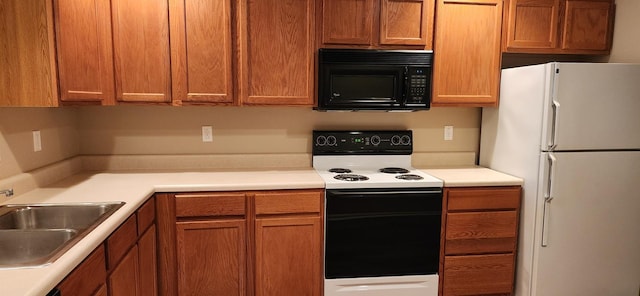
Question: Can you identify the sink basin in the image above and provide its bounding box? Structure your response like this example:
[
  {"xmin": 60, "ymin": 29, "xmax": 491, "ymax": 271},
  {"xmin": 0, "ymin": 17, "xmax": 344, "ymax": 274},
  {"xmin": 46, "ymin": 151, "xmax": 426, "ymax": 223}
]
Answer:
[
  {"xmin": 0, "ymin": 202, "xmax": 124, "ymax": 268},
  {"xmin": 0, "ymin": 229, "xmax": 77, "ymax": 268},
  {"xmin": 0, "ymin": 203, "xmax": 123, "ymax": 230}
]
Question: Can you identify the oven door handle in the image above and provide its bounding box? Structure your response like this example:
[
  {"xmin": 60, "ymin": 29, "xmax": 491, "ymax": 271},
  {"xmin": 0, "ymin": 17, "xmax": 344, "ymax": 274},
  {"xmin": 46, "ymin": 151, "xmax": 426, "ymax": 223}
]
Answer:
[{"xmin": 329, "ymin": 190, "xmax": 442, "ymax": 195}]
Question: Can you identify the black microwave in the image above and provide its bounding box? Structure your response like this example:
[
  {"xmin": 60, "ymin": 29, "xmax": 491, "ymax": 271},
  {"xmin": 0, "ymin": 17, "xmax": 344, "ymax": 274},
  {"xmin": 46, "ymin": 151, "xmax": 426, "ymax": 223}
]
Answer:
[{"xmin": 317, "ymin": 49, "xmax": 433, "ymax": 111}]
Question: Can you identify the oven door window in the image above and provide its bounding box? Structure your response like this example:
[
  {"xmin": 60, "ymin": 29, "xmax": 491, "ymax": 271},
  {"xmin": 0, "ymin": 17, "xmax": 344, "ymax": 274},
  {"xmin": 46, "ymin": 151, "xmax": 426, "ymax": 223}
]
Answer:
[
  {"xmin": 325, "ymin": 189, "xmax": 442, "ymax": 279},
  {"xmin": 323, "ymin": 66, "xmax": 405, "ymax": 107}
]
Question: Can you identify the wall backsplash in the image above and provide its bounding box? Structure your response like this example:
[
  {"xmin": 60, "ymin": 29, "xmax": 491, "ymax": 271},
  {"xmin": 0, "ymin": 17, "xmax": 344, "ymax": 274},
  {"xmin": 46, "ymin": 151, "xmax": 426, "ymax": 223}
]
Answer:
[{"xmin": 77, "ymin": 106, "xmax": 481, "ymax": 156}]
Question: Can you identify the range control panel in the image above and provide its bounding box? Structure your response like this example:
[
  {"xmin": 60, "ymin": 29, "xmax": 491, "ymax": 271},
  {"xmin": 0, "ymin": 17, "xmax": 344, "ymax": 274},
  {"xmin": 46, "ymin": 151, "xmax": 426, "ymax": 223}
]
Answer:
[{"xmin": 312, "ymin": 130, "xmax": 413, "ymax": 155}]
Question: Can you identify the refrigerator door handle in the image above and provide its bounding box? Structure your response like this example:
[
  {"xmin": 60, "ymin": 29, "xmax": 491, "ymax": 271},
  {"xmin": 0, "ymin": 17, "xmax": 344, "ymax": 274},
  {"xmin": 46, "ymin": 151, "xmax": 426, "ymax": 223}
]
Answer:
[
  {"xmin": 542, "ymin": 153, "xmax": 557, "ymax": 247},
  {"xmin": 549, "ymin": 100, "xmax": 560, "ymax": 150}
]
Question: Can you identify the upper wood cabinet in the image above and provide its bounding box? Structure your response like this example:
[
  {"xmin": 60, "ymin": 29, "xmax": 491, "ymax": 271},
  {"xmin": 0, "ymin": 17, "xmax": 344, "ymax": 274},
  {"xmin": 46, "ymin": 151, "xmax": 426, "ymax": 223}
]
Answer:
[
  {"xmin": 0, "ymin": 0, "xmax": 58, "ymax": 107},
  {"xmin": 319, "ymin": 0, "xmax": 434, "ymax": 48},
  {"xmin": 54, "ymin": 0, "xmax": 115, "ymax": 105},
  {"xmin": 432, "ymin": 0, "xmax": 503, "ymax": 107},
  {"xmin": 111, "ymin": 0, "xmax": 172, "ymax": 104},
  {"xmin": 169, "ymin": 0, "xmax": 235, "ymax": 105},
  {"xmin": 238, "ymin": 0, "xmax": 315, "ymax": 106},
  {"xmin": 503, "ymin": 0, "xmax": 614, "ymax": 54}
]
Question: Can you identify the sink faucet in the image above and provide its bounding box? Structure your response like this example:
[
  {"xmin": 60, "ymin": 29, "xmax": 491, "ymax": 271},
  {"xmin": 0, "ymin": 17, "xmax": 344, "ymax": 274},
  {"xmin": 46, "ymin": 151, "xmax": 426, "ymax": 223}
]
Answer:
[{"xmin": 0, "ymin": 189, "xmax": 13, "ymax": 197}]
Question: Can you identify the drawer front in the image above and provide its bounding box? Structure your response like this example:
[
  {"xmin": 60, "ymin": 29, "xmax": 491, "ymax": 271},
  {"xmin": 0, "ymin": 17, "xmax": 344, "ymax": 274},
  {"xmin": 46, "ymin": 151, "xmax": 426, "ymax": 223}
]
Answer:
[
  {"xmin": 445, "ymin": 211, "xmax": 518, "ymax": 254},
  {"xmin": 137, "ymin": 197, "xmax": 156, "ymax": 234},
  {"xmin": 443, "ymin": 254, "xmax": 515, "ymax": 295},
  {"xmin": 175, "ymin": 193, "xmax": 246, "ymax": 217},
  {"xmin": 254, "ymin": 189, "xmax": 323, "ymax": 215},
  {"xmin": 447, "ymin": 187, "xmax": 521, "ymax": 211},
  {"xmin": 106, "ymin": 215, "xmax": 138, "ymax": 270}
]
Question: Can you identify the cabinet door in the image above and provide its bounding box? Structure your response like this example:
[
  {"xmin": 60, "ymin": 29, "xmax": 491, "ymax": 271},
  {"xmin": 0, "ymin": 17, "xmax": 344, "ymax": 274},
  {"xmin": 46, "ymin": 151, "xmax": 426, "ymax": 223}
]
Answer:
[
  {"xmin": 443, "ymin": 254, "xmax": 515, "ymax": 295},
  {"xmin": 561, "ymin": 0, "xmax": 613, "ymax": 51},
  {"xmin": 379, "ymin": 0, "xmax": 434, "ymax": 47},
  {"xmin": 176, "ymin": 220, "xmax": 246, "ymax": 296},
  {"xmin": 255, "ymin": 217, "xmax": 321, "ymax": 296},
  {"xmin": 320, "ymin": 0, "xmax": 375, "ymax": 45},
  {"xmin": 109, "ymin": 245, "xmax": 140, "ymax": 296},
  {"xmin": 238, "ymin": 0, "xmax": 315, "ymax": 105},
  {"xmin": 503, "ymin": 0, "xmax": 560, "ymax": 51},
  {"xmin": 0, "ymin": 0, "xmax": 58, "ymax": 107},
  {"xmin": 432, "ymin": 0, "xmax": 503, "ymax": 107},
  {"xmin": 54, "ymin": 0, "xmax": 115, "ymax": 105},
  {"xmin": 169, "ymin": 0, "xmax": 234, "ymax": 105},
  {"xmin": 58, "ymin": 245, "xmax": 107, "ymax": 296},
  {"xmin": 111, "ymin": 0, "xmax": 172, "ymax": 103},
  {"xmin": 138, "ymin": 225, "xmax": 158, "ymax": 296}
]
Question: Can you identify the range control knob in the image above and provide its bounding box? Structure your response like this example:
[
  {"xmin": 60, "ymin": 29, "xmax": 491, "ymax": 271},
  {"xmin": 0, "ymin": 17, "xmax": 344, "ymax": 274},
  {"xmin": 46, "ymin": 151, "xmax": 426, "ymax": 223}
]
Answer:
[
  {"xmin": 315, "ymin": 136, "xmax": 327, "ymax": 146},
  {"xmin": 400, "ymin": 135, "xmax": 411, "ymax": 146},
  {"xmin": 327, "ymin": 136, "xmax": 337, "ymax": 146},
  {"xmin": 370, "ymin": 135, "xmax": 381, "ymax": 146},
  {"xmin": 391, "ymin": 135, "xmax": 401, "ymax": 146}
]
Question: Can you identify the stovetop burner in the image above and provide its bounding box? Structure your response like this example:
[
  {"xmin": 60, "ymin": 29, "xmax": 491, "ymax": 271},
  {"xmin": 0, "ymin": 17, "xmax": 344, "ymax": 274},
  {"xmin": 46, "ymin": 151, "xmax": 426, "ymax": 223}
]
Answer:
[
  {"xmin": 329, "ymin": 168, "xmax": 352, "ymax": 174},
  {"xmin": 379, "ymin": 167, "xmax": 410, "ymax": 174},
  {"xmin": 334, "ymin": 174, "xmax": 369, "ymax": 181},
  {"xmin": 395, "ymin": 174, "xmax": 425, "ymax": 180}
]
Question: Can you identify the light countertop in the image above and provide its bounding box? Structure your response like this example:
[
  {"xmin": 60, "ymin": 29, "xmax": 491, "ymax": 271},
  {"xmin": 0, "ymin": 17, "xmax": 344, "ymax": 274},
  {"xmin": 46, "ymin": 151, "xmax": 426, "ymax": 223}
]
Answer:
[{"xmin": 0, "ymin": 166, "xmax": 521, "ymax": 296}]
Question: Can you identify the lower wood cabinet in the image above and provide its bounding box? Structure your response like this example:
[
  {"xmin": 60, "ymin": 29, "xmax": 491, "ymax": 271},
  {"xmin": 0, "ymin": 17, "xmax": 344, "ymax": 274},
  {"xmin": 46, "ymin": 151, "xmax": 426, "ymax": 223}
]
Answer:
[
  {"xmin": 157, "ymin": 189, "xmax": 324, "ymax": 296},
  {"xmin": 57, "ymin": 197, "xmax": 157, "ymax": 296},
  {"xmin": 440, "ymin": 186, "xmax": 521, "ymax": 296}
]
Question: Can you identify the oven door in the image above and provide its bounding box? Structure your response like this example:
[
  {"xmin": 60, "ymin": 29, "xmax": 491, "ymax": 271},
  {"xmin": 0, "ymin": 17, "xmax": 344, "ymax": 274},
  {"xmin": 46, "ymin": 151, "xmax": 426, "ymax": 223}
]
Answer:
[
  {"xmin": 325, "ymin": 188, "xmax": 442, "ymax": 279},
  {"xmin": 318, "ymin": 65, "xmax": 406, "ymax": 110}
]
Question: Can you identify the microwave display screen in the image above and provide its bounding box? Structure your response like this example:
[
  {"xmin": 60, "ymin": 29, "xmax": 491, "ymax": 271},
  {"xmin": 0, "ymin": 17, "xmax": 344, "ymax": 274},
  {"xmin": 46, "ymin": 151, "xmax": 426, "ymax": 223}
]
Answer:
[{"xmin": 331, "ymin": 75, "xmax": 396, "ymax": 100}]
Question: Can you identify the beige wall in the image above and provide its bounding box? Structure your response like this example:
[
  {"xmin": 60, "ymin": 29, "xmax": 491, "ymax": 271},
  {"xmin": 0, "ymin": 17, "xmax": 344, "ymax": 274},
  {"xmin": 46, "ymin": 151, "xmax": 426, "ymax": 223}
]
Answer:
[
  {"xmin": 605, "ymin": 0, "xmax": 640, "ymax": 62},
  {"xmin": 0, "ymin": 107, "xmax": 79, "ymax": 179},
  {"xmin": 78, "ymin": 106, "xmax": 480, "ymax": 156}
]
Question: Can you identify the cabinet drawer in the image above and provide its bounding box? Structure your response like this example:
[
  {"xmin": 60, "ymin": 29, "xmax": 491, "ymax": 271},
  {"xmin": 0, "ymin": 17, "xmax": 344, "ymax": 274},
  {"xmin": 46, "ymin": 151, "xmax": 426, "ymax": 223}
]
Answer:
[
  {"xmin": 57, "ymin": 245, "xmax": 107, "ymax": 296},
  {"xmin": 254, "ymin": 190, "xmax": 323, "ymax": 215},
  {"xmin": 137, "ymin": 197, "xmax": 155, "ymax": 234},
  {"xmin": 175, "ymin": 193, "xmax": 246, "ymax": 217},
  {"xmin": 445, "ymin": 211, "xmax": 518, "ymax": 255},
  {"xmin": 447, "ymin": 187, "xmax": 521, "ymax": 211},
  {"xmin": 106, "ymin": 215, "xmax": 138, "ymax": 270},
  {"xmin": 443, "ymin": 253, "xmax": 515, "ymax": 295}
]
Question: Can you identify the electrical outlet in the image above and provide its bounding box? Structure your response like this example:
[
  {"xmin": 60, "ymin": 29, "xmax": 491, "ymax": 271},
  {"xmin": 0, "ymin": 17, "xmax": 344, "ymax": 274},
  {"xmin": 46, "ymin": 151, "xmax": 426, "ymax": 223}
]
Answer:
[
  {"xmin": 202, "ymin": 126, "xmax": 213, "ymax": 142},
  {"xmin": 444, "ymin": 126, "xmax": 454, "ymax": 141},
  {"xmin": 33, "ymin": 130, "xmax": 42, "ymax": 152}
]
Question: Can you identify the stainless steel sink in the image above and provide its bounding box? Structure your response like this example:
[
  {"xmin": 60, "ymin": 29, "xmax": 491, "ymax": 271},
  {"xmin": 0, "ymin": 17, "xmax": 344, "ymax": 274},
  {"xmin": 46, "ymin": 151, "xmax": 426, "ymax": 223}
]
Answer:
[
  {"xmin": 0, "ymin": 202, "xmax": 124, "ymax": 268},
  {"xmin": 0, "ymin": 229, "xmax": 78, "ymax": 268},
  {"xmin": 0, "ymin": 203, "xmax": 123, "ymax": 230}
]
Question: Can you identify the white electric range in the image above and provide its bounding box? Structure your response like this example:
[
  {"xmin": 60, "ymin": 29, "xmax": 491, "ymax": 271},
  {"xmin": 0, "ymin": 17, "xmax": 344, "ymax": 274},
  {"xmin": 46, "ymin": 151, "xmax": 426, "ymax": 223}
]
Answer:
[{"xmin": 313, "ymin": 130, "xmax": 442, "ymax": 296}]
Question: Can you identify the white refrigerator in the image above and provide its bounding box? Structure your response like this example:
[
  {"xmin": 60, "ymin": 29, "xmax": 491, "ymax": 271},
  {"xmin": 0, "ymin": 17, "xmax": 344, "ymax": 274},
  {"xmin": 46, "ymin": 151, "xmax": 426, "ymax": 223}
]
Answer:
[{"xmin": 480, "ymin": 62, "xmax": 640, "ymax": 296}]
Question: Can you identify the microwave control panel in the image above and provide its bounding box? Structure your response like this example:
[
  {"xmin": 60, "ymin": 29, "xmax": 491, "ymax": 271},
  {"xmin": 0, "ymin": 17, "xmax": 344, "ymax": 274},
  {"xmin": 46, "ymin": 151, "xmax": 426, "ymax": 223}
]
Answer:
[{"xmin": 407, "ymin": 67, "xmax": 430, "ymax": 103}]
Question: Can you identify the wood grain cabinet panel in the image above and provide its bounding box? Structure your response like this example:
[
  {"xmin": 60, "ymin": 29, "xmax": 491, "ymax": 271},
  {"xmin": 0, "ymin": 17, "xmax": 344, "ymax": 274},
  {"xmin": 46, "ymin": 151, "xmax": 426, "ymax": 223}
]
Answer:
[
  {"xmin": 109, "ymin": 245, "xmax": 141, "ymax": 296},
  {"xmin": 176, "ymin": 220, "xmax": 246, "ymax": 296},
  {"xmin": 111, "ymin": 0, "xmax": 172, "ymax": 103},
  {"xmin": 432, "ymin": 0, "xmax": 503, "ymax": 107},
  {"xmin": 503, "ymin": 0, "xmax": 560, "ymax": 50},
  {"xmin": 57, "ymin": 245, "xmax": 107, "ymax": 296},
  {"xmin": 157, "ymin": 189, "xmax": 323, "ymax": 296},
  {"xmin": 255, "ymin": 217, "xmax": 321, "ymax": 296},
  {"xmin": 0, "ymin": 0, "xmax": 58, "ymax": 107},
  {"xmin": 138, "ymin": 225, "xmax": 158, "ymax": 296},
  {"xmin": 169, "ymin": 0, "xmax": 235, "ymax": 105},
  {"xmin": 319, "ymin": 0, "xmax": 433, "ymax": 48},
  {"xmin": 503, "ymin": 0, "xmax": 614, "ymax": 54},
  {"xmin": 380, "ymin": 0, "xmax": 433, "ymax": 46},
  {"xmin": 53, "ymin": 0, "xmax": 115, "ymax": 105},
  {"xmin": 443, "ymin": 254, "xmax": 515, "ymax": 295},
  {"xmin": 440, "ymin": 187, "xmax": 521, "ymax": 296},
  {"xmin": 239, "ymin": 0, "xmax": 315, "ymax": 105},
  {"xmin": 561, "ymin": 0, "xmax": 613, "ymax": 51},
  {"xmin": 321, "ymin": 0, "xmax": 374, "ymax": 45}
]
